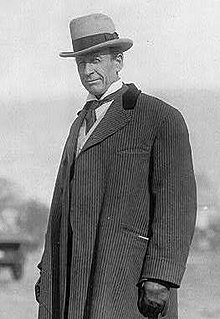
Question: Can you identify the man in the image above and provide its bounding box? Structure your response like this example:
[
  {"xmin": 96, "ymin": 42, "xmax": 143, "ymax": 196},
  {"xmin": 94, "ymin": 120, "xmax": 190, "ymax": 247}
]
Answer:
[{"xmin": 35, "ymin": 13, "xmax": 197, "ymax": 319}]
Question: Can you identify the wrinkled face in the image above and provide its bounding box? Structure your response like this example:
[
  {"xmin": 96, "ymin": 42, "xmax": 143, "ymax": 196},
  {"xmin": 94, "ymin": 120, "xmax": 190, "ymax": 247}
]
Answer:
[{"xmin": 76, "ymin": 49, "xmax": 123, "ymax": 97}]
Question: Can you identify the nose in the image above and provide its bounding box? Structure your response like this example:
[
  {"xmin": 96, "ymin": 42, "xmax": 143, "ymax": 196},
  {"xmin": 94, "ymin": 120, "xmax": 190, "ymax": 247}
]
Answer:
[{"xmin": 83, "ymin": 62, "xmax": 94, "ymax": 76}]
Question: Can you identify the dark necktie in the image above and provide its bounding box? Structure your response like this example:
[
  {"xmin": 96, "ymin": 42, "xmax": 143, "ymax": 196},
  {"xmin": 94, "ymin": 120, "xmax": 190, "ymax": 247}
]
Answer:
[
  {"xmin": 84, "ymin": 100, "xmax": 102, "ymax": 134},
  {"xmin": 84, "ymin": 86, "xmax": 125, "ymax": 134}
]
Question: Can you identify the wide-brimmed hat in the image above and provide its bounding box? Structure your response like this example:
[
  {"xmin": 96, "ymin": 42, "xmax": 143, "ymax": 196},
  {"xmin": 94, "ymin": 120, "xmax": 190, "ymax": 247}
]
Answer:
[{"xmin": 59, "ymin": 13, "xmax": 133, "ymax": 58}]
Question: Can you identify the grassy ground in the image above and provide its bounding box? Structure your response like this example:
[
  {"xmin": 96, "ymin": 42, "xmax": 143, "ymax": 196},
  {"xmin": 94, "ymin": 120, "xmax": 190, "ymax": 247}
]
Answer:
[
  {"xmin": 0, "ymin": 249, "xmax": 219, "ymax": 318},
  {"xmin": 179, "ymin": 250, "xmax": 220, "ymax": 318}
]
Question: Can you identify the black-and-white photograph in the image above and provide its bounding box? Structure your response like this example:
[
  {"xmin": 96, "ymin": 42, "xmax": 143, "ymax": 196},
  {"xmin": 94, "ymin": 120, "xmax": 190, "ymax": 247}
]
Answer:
[{"xmin": 0, "ymin": 1, "xmax": 219, "ymax": 318}]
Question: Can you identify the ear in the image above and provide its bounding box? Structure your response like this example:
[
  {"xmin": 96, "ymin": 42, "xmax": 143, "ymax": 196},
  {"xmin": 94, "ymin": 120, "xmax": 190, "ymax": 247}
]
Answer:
[{"xmin": 115, "ymin": 53, "xmax": 124, "ymax": 73}]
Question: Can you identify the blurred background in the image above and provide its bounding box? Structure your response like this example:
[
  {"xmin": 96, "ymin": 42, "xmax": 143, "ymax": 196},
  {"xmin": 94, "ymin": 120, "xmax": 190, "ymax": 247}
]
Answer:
[{"xmin": 0, "ymin": 0, "xmax": 220, "ymax": 318}]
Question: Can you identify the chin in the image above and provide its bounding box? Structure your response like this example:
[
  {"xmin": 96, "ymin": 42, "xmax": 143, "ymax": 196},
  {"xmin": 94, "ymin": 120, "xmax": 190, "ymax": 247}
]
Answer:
[{"xmin": 87, "ymin": 84, "xmax": 106, "ymax": 97}]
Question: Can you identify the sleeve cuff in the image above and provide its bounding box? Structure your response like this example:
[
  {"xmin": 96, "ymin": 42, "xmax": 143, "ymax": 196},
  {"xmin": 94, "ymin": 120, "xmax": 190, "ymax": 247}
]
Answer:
[
  {"xmin": 139, "ymin": 256, "xmax": 186, "ymax": 288},
  {"xmin": 137, "ymin": 278, "xmax": 176, "ymax": 289}
]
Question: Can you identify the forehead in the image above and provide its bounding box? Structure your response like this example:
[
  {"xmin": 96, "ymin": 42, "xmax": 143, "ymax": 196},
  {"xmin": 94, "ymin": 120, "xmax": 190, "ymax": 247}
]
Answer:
[{"xmin": 75, "ymin": 49, "xmax": 111, "ymax": 62}]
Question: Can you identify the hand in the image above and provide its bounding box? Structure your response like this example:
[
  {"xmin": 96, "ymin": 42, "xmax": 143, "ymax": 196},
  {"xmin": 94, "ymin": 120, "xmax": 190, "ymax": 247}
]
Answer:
[
  {"xmin": 137, "ymin": 281, "xmax": 170, "ymax": 318},
  {"xmin": 35, "ymin": 276, "xmax": 41, "ymax": 303}
]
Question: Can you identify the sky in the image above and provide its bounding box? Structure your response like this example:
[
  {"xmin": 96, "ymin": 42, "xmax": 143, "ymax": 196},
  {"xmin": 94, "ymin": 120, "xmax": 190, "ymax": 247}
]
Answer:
[
  {"xmin": 0, "ymin": 0, "xmax": 220, "ymax": 204},
  {"xmin": 1, "ymin": 0, "xmax": 220, "ymax": 101}
]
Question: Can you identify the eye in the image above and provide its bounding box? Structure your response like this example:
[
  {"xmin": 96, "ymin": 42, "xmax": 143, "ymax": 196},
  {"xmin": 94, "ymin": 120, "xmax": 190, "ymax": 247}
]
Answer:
[{"xmin": 92, "ymin": 57, "xmax": 101, "ymax": 63}]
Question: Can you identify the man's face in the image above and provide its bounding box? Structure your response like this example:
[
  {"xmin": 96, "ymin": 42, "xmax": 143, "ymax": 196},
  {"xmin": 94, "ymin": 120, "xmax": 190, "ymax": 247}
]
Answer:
[{"xmin": 76, "ymin": 49, "xmax": 123, "ymax": 97}]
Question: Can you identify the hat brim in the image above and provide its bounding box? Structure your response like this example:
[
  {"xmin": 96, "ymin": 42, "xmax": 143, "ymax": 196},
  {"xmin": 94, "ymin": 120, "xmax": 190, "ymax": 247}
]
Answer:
[{"xmin": 59, "ymin": 38, "xmax": 133, "ymax": 58}]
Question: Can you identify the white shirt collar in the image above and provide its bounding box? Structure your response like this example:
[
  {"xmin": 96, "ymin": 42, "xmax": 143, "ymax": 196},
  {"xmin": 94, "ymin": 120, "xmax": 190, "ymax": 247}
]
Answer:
[{"xmin": 86, "ymin": 79, "xmax": 123, "ymax": 102}]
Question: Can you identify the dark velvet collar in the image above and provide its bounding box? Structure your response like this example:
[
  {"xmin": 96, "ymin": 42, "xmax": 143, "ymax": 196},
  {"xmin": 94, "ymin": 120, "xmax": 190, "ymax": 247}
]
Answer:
[
  {"xmin": 122, "ymin": 83, "xmax": 141, "ymax": 110},
  {"xmin": 77, "ymin": 83, "xmax": 141, "ymax": 116}
]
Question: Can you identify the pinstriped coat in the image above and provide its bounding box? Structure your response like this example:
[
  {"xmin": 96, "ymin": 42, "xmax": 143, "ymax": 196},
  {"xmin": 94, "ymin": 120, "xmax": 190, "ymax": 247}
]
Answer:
[{"xmin": 37, "ymin": 84, "xmax": 196, "ymax": 319}]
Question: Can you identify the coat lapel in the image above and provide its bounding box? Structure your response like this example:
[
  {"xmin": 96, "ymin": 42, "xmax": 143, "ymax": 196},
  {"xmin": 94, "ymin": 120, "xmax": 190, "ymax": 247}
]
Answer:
[
  {"xmin": 79, "ymin": 97, "xmax": 133, "ymax": 154},
  {"xmin": 65, "ymin": 108, "xmax": 88, "ymax": 163}
]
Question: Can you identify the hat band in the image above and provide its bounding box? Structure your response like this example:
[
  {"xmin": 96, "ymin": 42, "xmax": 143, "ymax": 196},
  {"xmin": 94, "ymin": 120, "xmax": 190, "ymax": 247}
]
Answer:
[{"xmin": 72, "ymin": 32, "xmax": 119, "ymax": 53}]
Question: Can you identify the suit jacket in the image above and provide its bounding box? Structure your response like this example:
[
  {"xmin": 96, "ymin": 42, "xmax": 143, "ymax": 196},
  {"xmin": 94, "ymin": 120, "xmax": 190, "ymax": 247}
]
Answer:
[{"xmin": 37, "ymin": 84, "xmax": 197, "ymax": 319}]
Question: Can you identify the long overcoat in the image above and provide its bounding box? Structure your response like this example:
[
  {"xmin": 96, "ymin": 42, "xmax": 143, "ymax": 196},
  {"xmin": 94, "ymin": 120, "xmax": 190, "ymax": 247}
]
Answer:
[{"xmin": 37, "ymin": 84, "xmax": 197, "ymax": 319}]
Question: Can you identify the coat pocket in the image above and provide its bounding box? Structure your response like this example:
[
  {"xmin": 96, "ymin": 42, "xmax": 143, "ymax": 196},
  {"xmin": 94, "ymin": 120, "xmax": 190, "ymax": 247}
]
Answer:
[
  {"xmin": 121, "ymin": 224, "xmax": 149, "ymax": 244},
  {"xmin": 117, "ymin": 146, "xmax": 150, "ymax": 155},
  {"xmin": 120, "ymin": 223, "xmax": 150, "ymax": 284}
]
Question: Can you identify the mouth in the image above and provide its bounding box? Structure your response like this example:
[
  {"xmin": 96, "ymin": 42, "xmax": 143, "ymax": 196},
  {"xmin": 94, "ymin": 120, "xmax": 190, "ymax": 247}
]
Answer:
[{"xmin": 86, "ymin": 79, "xmax": 101, "ymax": 84}]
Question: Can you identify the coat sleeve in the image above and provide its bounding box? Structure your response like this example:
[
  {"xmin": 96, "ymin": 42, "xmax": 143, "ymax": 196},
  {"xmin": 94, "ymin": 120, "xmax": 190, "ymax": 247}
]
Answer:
[
  {"xmin": 36, "ymin": 115, "xmax": 80, "ymax": 272},
  {"xmin": 36, "ymin": 146, "xmax": 68, "ymax": 272},
  {"xmin": 139, "ymin": 107, "xmax": 197, "ymax": 288}
]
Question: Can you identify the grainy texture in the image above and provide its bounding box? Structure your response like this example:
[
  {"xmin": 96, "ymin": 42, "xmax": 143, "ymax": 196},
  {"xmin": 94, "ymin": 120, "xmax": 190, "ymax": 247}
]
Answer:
[{"xmin": 37, "ymin": 84, "xmax": 196, "ymax": 319}]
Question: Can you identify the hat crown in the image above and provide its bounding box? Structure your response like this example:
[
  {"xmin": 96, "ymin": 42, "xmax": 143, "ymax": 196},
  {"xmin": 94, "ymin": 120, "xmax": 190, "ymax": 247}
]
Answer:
[
  {"xmin": 70, "ymin": 13, "xmax": 116, "ymax": 41},
  {"xmin": 60, "ymin": 13, "xmax": 133, "ymax": 57}
]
